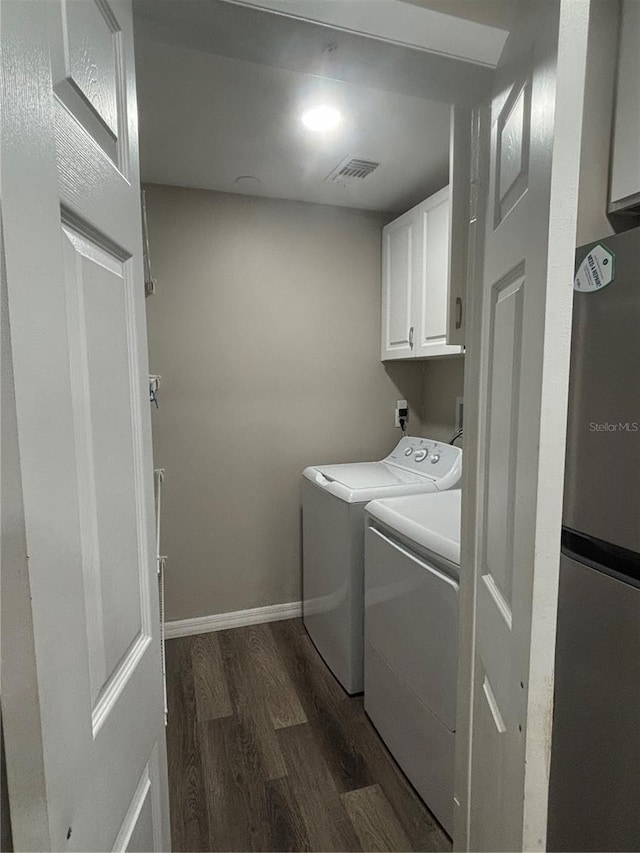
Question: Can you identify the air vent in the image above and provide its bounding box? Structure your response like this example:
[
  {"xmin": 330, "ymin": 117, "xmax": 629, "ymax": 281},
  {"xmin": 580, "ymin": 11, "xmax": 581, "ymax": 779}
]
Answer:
[{"xmin": 327, "ymin": 156, "xmax": 380, "ymax": 184}]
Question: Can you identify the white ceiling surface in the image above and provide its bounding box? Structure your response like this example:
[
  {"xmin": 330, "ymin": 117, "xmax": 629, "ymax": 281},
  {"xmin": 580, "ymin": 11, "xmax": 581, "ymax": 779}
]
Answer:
[
  {"xmin": 227, "ymin": 0, "xmax": 508, "ymax": 66},
  {"xmin": 133, "ymin": 0, "xmax": 495, "ymax": 105},
  {"xmin": 401, "ymin": 0, "xmax": 516, "ymax": 31},
  {"xmin": 135, "ymin": 26, "xmax": 453, "ymax": 211}
]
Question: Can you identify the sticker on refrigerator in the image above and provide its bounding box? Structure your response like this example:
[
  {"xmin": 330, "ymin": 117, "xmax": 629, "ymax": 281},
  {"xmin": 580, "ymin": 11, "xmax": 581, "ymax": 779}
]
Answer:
[{"xmin": 574, "ymin": 244, "xmax": 615, "ymax": 292}]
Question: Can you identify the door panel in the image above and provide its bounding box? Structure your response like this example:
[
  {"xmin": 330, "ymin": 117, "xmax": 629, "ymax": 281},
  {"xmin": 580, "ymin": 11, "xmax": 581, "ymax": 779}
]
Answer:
[
  {"xmin": 50, "ymin": 0, "xmax": 126, "ymax": 167},
  {"xmin": 468, "ymin": 666, "xmax": 510, "ymax": 853},
  {"xmin": 62, "ymin": 227, "xmax": 149, "ymax": 690},
  {"xmin": 63, "ymin": 0, "xmax": 120, "ymax": 136},
  {"xmin": 112, "ymin": 746, "xmax": 164, "ymax": 852},
  {"xmin": 1, "ymin": 1, "xmax": 170, "ymax": 850},
  {"xmin": 483, "ymin": 271, "xmax": 524, "ymax": 610},
  {"xmin": 455, "ymin": 2, "xmax": 590, "ymax": 850},
  {"xmin": 494, "ymin": 78, "xmax": 531, "ymax": 227},
  {"xmin": 61, "ymin": 224, "xmax": 147, "ymax": 704}
]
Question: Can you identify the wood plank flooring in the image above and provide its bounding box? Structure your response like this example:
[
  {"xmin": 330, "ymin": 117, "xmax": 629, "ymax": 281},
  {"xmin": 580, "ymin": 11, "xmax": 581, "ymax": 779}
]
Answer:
[{"xmin": 166, "ymin": 618, "xmax": 451, "ymax": 852}]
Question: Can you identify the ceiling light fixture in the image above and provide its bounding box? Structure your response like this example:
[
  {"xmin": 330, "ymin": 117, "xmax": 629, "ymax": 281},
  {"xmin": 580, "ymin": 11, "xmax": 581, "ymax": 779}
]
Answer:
[{"xmin": 301, "ymin": 105, "xmax": 342, "ymax": 132}]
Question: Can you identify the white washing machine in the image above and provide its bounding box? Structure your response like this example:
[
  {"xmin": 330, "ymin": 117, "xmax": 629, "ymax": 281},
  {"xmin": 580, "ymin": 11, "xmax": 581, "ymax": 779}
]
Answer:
[
  {"xmin": 364, "ymin": 489, "xmax": 461, "ymax": 835},
  {"xmin": 301, "ymin": 437, "xmax": 461, "ymax": 695}
]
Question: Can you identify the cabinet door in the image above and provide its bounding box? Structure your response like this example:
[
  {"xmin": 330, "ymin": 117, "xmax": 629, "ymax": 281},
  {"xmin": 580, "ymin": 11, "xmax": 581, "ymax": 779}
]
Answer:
[
  {"xmin": 610, "ymin": 0, "xmax": 640, "ymax": 212},
  {"xmin": 381, "ymin": 210, "xmax": 417, "ymax": 360},
  {"xmin": 447, "ymin": 107, "xmax": 472, "ymax": 347},
  {"xmin": 414, "ymin": 187, "xmax": 463, "ymax": 358}
]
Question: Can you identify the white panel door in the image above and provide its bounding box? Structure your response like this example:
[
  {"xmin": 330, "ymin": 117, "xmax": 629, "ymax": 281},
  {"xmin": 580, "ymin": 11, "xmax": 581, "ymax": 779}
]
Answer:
[
  {"xmin": 455, "ymin": 1, "xmax": 590, "ymax": 850},
  {"xmin": 381, "ymin": 209, "xmax": 416, "ymax": 359},
  {"xmin": 414, "ymin": 187, "xmax": 463, "ymax": 359},
  {"xmin": 1, "ymin": 1, "xmax": 170, "ymax": 850}
]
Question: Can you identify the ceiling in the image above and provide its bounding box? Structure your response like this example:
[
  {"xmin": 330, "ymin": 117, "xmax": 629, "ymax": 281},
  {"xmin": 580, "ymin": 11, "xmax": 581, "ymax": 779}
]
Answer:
[
  {"xmin": 222, "ymin": 0, "xmax": 508, "ymax": 66},
  {"xmin": 399, "ymin": 0, "xmax": 516, "ymax": 32},
  {"xmin": 134, "ymin": 0, "xmax": 499, "ymax": 212}
]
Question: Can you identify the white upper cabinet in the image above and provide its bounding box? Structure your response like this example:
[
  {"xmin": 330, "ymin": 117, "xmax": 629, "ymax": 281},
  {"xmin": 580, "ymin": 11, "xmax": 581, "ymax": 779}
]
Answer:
[
  {"xmin": 414, "ymin": 187, "xmax": 460, "ymax": 358},
  {"xmin": 610, "ymin": 0, "xmax": 640, "ymax": 213},
  {"xmin": 381, "ymin": 208, "xmax": 417, "ymax": 359},
  {"xmin": 381, "ymin": 186, "xmax": 463, "ymax": 360}
]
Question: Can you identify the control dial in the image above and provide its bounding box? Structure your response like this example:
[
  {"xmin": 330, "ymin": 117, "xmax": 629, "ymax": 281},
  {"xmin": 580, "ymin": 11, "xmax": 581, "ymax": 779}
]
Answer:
[
  {"xmin": 404, "ymin": 447, "xmax": 413, "ymax": 456},
  {"xmin": 430, "ymin": 453, "xmax": 440, "ymax": 463},
  {"xmin": 414, "ymin": 449, "xmax": 428, "ymax": 462}
]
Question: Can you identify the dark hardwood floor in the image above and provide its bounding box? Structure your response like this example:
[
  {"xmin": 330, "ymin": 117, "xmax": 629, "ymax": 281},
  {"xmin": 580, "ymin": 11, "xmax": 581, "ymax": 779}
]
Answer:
[{"xmin": 166, "ymin": 618, "xmax": 451, "ymax": 852}]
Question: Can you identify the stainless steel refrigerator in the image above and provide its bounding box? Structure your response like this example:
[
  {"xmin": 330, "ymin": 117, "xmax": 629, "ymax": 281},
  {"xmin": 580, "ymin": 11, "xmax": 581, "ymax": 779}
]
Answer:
[{"xmin": 548, "ymin": 226, "xmax": 640, "ymax": 852}]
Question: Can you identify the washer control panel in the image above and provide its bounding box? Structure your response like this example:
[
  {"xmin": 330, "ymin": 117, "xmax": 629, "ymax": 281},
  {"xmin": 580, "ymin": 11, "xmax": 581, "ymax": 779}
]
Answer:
[{"xmin": 385, "ymin": 436, "xmax": 461, "ymax": 486}]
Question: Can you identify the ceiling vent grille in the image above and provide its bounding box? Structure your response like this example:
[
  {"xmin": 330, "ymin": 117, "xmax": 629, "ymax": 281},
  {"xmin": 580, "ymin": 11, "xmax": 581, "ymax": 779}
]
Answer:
[{"xmin": 327, "ymin": 156, "xmax": 380, "ymax": 184}]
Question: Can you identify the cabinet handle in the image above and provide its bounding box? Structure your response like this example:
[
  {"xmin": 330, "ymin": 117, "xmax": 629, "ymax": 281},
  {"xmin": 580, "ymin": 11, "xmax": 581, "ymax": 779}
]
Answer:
[
  {"xmin": 409, "ymin": 326, "xmax": 414, "ymax": 348},
  {"xmin": 455, "ymin": 297, "xmax": 463, "ymax": 330}
]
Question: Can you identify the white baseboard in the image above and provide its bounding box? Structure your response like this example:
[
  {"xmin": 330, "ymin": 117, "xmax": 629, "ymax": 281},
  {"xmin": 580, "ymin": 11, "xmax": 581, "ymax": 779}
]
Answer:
[{"xmin": 164, "ymin": 600, "xmax": 302, "ymax": 639}]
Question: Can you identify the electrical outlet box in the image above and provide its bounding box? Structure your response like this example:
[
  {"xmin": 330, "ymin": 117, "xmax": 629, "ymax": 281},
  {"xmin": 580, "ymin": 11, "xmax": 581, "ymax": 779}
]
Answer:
[{"xmin": 395, "ymin": 399, "xmax": 408, "ymax": 428}]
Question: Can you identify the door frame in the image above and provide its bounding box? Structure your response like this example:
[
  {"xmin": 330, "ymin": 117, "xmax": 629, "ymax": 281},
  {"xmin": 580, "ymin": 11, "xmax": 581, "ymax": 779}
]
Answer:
[{"xmin": 1, "ymin": 1, "xmax": 591, "ymax": 849}]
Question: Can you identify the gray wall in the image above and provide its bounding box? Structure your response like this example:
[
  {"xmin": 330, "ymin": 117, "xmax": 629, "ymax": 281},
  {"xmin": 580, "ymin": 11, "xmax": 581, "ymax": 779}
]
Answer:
[
  {"xmin": 145, "ymin": 185, "xmax": 425, "ymax": 621},
  {"xmin": 421, "ymin": 357, "xmax": 465, "ymax": 443}
]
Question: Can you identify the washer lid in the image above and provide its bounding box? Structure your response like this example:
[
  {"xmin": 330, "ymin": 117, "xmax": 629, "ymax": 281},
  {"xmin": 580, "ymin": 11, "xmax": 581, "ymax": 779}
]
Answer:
[
  {"xmin": 365, "ymin": 489, "xmax": 462, "ymax": 565},
  {"xmin": 315, "ymin": 461, "xmax": 432, "ymax": 490}
]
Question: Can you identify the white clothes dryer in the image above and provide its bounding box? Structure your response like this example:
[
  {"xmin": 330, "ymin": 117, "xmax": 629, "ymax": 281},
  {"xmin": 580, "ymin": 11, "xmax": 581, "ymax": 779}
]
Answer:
[
  {"xmin": 364, "ymin": 489, "xmax": 461, "ymax": 834},
  {"xmin": 301, "ymin": 437, "xmax": 461, "ymax": 694}
]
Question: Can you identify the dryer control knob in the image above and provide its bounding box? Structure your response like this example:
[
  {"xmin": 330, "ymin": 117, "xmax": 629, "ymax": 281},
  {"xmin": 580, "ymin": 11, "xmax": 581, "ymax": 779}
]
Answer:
[
  {"xmin": 414, "ymin": 450, "xmax": 428, "ymax": 462},
  {"xmin": 430, "ymin": 453, "xmax": 440, "ymax": 463},
  {"xmin": 404, "ymin": 447, "xmax": 413, "ymax": 456}
]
